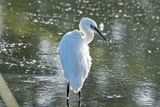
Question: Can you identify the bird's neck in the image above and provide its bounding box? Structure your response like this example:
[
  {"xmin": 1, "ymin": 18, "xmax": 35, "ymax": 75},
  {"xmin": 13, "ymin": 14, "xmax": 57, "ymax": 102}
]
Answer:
[{"xmin": 81, "ymin": 29, "xmax": 94, "ymax": 44}]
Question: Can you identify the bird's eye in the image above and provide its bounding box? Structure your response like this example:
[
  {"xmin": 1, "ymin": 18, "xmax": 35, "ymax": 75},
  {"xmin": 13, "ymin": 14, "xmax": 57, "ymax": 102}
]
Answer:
[{"xmin": 90, "ymin": 25, "xmax": 95, "ymax": 29}]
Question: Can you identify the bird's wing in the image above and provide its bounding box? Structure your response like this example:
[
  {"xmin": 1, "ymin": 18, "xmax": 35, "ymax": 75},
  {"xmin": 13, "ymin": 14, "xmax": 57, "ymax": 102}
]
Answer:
[{"xmin": 59, "ymin": 31, "xmax": 92, "ymax": 93}]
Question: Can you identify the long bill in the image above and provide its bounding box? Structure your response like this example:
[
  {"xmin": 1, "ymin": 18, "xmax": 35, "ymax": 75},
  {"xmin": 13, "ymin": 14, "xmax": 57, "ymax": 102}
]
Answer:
[{"xmin": 91, "ymin": 25, "xmax": 107, "ymax": 41}]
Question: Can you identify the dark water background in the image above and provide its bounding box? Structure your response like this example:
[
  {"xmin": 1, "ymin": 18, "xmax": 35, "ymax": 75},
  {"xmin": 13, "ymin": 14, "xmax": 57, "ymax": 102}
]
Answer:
[{"xmin": 0, "ymin": 0, "xmax": 160, "ymax": 107}]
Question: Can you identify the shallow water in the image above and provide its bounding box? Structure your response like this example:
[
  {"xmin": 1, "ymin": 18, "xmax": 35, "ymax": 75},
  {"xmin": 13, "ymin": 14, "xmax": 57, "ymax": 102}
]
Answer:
[{"xmin": 0, "ymin": 0, "xmax": 160, "ymax": 107}]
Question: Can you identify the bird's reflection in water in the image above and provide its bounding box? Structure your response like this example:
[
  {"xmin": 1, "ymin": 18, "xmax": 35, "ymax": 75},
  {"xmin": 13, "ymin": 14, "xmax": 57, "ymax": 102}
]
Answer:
[
  {"xmin": 66, "ymin": 99, "xmax": 81, "ymax": 107},
  {"xmin": 67, "ymin": 99, "xmax": 69, "ymax": 107},
  {"xmin": 78, "ymin": 100, "xmax": 81, "ymax": 107}
]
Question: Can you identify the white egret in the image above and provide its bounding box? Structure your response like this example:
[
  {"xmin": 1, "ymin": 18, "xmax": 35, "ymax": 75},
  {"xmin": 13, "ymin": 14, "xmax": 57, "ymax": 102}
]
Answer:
[{"xmin": 59, "ymin": 17, "xmax": 106, "ymax": 99}]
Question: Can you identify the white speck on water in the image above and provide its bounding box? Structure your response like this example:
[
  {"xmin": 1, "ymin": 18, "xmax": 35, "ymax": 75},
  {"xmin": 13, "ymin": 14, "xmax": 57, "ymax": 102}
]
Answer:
[
  {"xmin": 65, "ymin": 3, "xmax": 71, "ymax": 7},
  {"xmin": 114, "ymin": 95, "xmax": 122, "ymax": 98},
  {"xmin": 107, "ymin": 95, "xmax": 122, "ymax": 99},
  {"xmin": 37, "ymin": 65, "xmax": 41, "ymax": 68},
  {"xmin": 156, "ymin": 16, "xmax": 160, "ymax": 20},
  {"xmin": 2, "ymin": 48, "xmax": 7, "ymax": 52},
  {"xmin": 136, "ymin": 22, "xmax": 140, "ymax": 25},
  {"xmin": 11, "ymin": 63, "xmax": 16, "ymax": 66},
  {"xmin": 37, "ymin": 9, "xmax": 41, "ymax": 13},
  {"xmin": 25, "ymin": 69, "xmax": 29, "ymax": 73},
  {"xmin": 8, "ymin": 2, "xmax": 12, "ymax": 6},
  {"xmin": 152, "ymin": 16, "xmax": 155, "ymax": 19},
  {"xmin": 107, "ymin": 96, "xmax": 114, "ymax": 99},
  {"xmin": 137, "ymin": 38, "xmax": 141, "ymax": 41},
  {"xmin": 33, "ymin": 19, "xmax": 38, "ymax": 23},
  {"xmin": 133, "ymin": 28, "xmax": 137, "ymax": 31},
  {"xmin": 118, "ymin": 10, "xmax": 122, "ymax": 13},
  {"xmin": 115, "ymin": 14, "xmax": 119, "ymax": 18},
  {"xmin": 41, "ymin": 66, "xmax": 45, "ymax": 69},
  {"xmin": 135, "ymin": 14, "xmax": 143, "ymax": 17},
  {"xmin": 18, "ymin": 75, "xmax": 22, "ymax": 78},
  {"xmin": 58, "ymin": 32, "xmax": 63, "ymax": 35},
  {"xmin": 32, "ymin": 59, "xmax": 36, "ymax": 64},
  {"xmin": 78, "ymin": 10, "xmax": 83, "ymax": 14},
  {"xmin": 18, "ymin": 43, "xmax": 23, "ymax": 46},
  {"xmin": 20, "ymin": 63, "xmax": 24, "ymax": 67},
  {"xmin": 65, "ymin": 7, "xmax": 72, "ymax": 11},
  {"xmin": 99, "ymin": 23, "xmax": 104, "ymax": 31},
  {"xmin": 118, "ymin": 2, "xmax": 124, "ymax": 6},
  {"xmin": 10, "ymin": 43, "xmax": 15, "ymax": 48},
  {"xmin": 102, "ymin": 32, "xmax": 107, "ymax": 36},
  {"xmin": 107, "ymin": 4, "xmax": 111, "ymax": 7},
  {"xmin": 38, "ymin": 0, "xmax": 42, "ymax": 4},
  {"xmin": 150, "ymin": 38, "xmax": 156, "ymax": 41},
  {"xmin": 28, "ymin": 3, "xmax": 32, "ymax": 6},
  {"xmin": 147, "ymin": 50, "xmax": 152, "ymax": 54},
  {"xmin": 33, "ymin": 14, "xmax": 37, "ymax": 17},
  {"xmin": 5, "ymin": 62, "xmax": 9, "ymax": 65},
  {"xmin": 89, "ymin": 12, "xmax": 93, "ymax": 16},
  {"xmin": 23, "ymin": 80, "xmax": 36, "ymax": 84},
  {"xmin": 152, "ymin": 29, "xmax": 157, "ymax": 31},
  {"xmin": 23, "ymin": 45, "xmax": 27, "ymax": 48},
  {"xmin": 131, "ymin": 0, "xmax": 135, "ymax": 3},
  {"xmin": 123, "ymin": 14, "xmax": 127, "ymax": 17}
]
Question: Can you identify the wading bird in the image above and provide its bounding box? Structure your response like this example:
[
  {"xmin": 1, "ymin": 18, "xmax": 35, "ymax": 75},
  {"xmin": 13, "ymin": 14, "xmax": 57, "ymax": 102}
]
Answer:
[{"xmin": 59, "ymin": 18, "xmax": 106, "ymax": 99}]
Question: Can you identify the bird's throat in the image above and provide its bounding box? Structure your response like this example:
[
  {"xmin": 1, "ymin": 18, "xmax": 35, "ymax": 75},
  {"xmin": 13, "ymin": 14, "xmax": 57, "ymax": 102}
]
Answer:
[{"xmin": 82, "ymin": 29, "xmax": 94, "ymax": 44}]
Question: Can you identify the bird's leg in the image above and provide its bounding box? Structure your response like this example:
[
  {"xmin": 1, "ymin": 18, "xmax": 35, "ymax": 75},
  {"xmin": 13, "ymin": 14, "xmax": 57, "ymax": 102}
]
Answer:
[
  {"xmin": 67, "ymin": 82, "xmax": 70, "ymax": 99},
  {"xmin": 78, "ymin": 91, "xmax": 81, "ymax": 99},
  {"xmin": 78, "ymin": 98, "xmax": 81, "ymax": 107},
  {"xmin": 67, "ymin": 99, "xmax": 69, "ymax": 107},
  {"xmin": 78, "ymin": 91, "xmax": 81, "ymax": 107}
]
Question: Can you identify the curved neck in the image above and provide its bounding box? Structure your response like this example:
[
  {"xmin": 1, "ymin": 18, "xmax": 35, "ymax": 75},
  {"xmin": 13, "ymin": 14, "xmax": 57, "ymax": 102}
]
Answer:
[{"xmin": 81, "ymin": 29, "xmax": 94, "ymax": 44}]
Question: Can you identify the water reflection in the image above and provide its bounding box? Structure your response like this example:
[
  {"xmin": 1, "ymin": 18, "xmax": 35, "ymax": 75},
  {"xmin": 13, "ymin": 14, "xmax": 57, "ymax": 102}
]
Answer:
[
  {"xmin": 111, "ymin": 20, "xmax": 126, "ymax": 73},
  {"xmin": 34, "ymin": 75, "xmax": 65, "ymax": 106},
  {"xmin": 37, "ymin": 37, "xmax": 59, "ymax": 73},
  {"xmin": 134, "ymin": 82, "xmax": 155, "ymax": 106},
  {"xmin": 67, "ymin": 99, "xmax": 81, "ymax": 107},
  {"xmin": 111, "ymin": 20, "xmax": 126, "ymax": 43}
]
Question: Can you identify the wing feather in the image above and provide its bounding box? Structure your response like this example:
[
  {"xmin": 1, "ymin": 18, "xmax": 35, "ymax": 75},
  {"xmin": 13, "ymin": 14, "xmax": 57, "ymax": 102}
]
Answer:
[{"xmin": 59, "ymin": 31, "xmax": 92, "ymax": 93}]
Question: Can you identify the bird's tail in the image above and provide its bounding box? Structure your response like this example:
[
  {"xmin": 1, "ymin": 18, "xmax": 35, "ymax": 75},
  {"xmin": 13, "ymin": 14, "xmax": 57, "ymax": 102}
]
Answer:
[{"xmin": 70, "ymin": 78, "xmax": 85, "ymax": 93}]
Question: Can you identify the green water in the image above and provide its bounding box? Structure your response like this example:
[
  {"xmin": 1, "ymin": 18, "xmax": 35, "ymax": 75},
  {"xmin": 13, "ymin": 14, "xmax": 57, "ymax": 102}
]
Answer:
[{"xmin": 0, "ymin": 0, "xmax": 160, "ymax": 107}]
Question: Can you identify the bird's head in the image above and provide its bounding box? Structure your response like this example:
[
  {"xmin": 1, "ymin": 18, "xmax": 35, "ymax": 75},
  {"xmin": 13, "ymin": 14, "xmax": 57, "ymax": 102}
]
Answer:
[{"xmin": 79, "ymin": 17, "xmax": 107, "ymax": 41}]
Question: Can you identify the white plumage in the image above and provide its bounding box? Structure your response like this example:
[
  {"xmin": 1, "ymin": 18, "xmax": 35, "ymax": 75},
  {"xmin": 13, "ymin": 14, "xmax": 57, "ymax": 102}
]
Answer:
[
  {"xmin": 59, "ymin": 18, "xmax": 106, "ymax": 97},
  {"xmin": 59, "ymin": 30, "xmax": 92, "ymax": 93}
]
